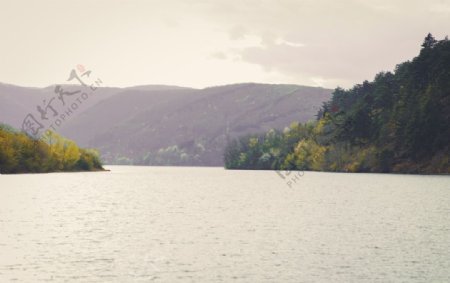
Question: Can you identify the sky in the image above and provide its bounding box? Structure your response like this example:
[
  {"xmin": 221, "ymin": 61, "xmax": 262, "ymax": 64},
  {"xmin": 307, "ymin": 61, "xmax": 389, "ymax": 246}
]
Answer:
[{"xmin": 0, "ymin": 0, "xmax": 449, "ymax": 89}]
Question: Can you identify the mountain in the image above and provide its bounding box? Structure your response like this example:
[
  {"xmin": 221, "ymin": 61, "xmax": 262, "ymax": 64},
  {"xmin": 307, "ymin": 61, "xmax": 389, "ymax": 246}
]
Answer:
[
  {"xmin": 224, "ymin": 35, "xmax": 450, "ymax": 174},
  {"xmin": 0, "ymin": 82, "xmax": 332, "ymax": 166},
  {"xmin": 0, "ymin": 82, "xmax": 123, "ymax": 129}
]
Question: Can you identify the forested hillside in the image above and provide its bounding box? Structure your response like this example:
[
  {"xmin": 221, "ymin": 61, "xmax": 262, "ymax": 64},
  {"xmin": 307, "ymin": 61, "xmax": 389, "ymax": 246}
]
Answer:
[
  {"xmin": 57, "ymin": 83, "xmax": 331, "ymax": 166},
  {"xmin": 0, "ymin": 83, "xmax": 331, "ymax": 166},
  {"xmin": 224, "ymin": 34, "xmax": 449, "ymax": 174},
  {"xmin": 0, "ymin": 124, "xmax": 103, "ymax": 174}
]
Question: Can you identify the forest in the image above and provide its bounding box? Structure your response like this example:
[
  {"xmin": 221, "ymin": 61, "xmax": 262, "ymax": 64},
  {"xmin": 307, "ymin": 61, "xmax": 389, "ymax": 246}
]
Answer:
[
  {"xmin": 224, "ymin": 34, "xmax": 449, "ymax": 174},
  {"xmin": 0, "ymin": 124, "xmax": 104, "ymax": 174}
]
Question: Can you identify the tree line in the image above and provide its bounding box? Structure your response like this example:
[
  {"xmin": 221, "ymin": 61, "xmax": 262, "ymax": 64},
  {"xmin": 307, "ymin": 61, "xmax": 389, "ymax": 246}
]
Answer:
[
  {"xmin": 224, "ymin": 34, "xmax": 449, "ymax": 174},
  {"xmin": 0, "ymin": 124, "xmax": 104, "ymax": 174}
]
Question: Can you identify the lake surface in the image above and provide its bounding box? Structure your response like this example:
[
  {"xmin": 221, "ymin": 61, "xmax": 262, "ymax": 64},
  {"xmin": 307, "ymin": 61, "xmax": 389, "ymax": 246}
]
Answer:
[{"xmin": 0, "ymin": 166, "xmax": 449, "ymax": 282}]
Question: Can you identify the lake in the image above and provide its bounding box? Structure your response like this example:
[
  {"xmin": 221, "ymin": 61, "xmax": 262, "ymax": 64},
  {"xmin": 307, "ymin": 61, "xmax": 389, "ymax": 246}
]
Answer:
[{"xmin": 0, "ymin": 166, "xmax": 449, "ymax": 282}]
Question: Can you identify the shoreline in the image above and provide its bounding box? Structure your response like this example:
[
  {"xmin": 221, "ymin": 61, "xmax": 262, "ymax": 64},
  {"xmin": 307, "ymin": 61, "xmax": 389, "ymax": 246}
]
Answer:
[{"xmin": 0, "ymin": 168, "xmax": 110, "ymax": 175}]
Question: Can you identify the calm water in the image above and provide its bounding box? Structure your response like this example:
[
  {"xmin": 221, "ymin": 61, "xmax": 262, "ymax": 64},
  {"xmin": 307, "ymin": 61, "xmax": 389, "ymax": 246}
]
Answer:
[{"xmin": 0, "ymin": 166, "xmax": 449, "ymax": 282}]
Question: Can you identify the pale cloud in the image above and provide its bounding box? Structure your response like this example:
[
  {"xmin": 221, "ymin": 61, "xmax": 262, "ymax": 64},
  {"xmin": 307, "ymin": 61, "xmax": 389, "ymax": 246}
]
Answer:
[
  {"xmin": 275, "ymin": 39, "xmax": 305, "ymax": 48},
  {"xmin": 0, "ymin": 0, "xmax": 448, "ymax": 89},
  {"xmin": 229, "ymin": 25, "xmax": 248, "ymax": 40},
  {"xmin": 429, "ymin": 2, "xmax": 450, "ymax": 13},
  {"xmin": 210, "ymin": 52, "xmax": 228, "ymax": 60}
]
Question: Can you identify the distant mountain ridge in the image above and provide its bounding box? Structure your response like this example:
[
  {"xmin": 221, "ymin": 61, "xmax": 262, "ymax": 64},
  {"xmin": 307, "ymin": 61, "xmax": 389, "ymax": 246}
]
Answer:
[{"xmin": 0, "ymin": 82, "xmax": 332, "ymax": 166}]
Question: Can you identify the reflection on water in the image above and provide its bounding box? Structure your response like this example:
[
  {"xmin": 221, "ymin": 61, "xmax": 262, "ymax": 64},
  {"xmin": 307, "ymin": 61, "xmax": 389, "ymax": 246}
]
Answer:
[{"xmin": 0, "ymin": 166, "xmax": 449, "ymax": 282}]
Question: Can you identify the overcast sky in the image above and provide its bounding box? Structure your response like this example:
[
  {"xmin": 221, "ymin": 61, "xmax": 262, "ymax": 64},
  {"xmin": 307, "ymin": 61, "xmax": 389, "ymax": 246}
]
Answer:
[{"xmin": 1, "ymin": 0, "xmax": 449, "ymax": 89}]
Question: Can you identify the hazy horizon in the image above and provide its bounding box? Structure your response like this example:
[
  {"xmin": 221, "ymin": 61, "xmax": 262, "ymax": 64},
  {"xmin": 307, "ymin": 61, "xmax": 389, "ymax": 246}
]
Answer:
[
  {"xmin": 0, "ymin": 80, "xmax": 334, "ymax": 90},
  {"xmin": 1, "ymin": 0, "xmax": 449, "ymax": 90}
]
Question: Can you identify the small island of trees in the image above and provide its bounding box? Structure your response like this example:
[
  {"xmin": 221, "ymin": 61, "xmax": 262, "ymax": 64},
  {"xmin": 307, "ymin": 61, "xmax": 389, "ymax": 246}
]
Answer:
[{"xmin": 0, "ymin": 124, "xmax": 104, "ymax": 174}]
